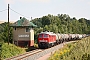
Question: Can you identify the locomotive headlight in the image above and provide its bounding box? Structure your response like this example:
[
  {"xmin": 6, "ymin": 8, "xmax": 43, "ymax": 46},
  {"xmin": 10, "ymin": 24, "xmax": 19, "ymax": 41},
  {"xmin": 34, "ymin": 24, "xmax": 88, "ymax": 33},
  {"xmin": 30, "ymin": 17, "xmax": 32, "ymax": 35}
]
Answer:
[
  {"xmin": 45, "ymin": 40, "xmax": 47, "ymax": 42},
  {"xmin": 40, "ymin": 40, "xmax": 47, "ymax": 42}
]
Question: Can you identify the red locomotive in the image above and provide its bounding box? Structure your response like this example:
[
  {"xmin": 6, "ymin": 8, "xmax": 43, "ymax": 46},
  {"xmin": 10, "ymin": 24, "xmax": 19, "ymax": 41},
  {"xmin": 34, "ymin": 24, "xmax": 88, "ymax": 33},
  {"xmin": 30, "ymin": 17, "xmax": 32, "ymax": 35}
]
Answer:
[{"xmin": 38, "ymin": 31, "xmax": 56, "ymax": 48}]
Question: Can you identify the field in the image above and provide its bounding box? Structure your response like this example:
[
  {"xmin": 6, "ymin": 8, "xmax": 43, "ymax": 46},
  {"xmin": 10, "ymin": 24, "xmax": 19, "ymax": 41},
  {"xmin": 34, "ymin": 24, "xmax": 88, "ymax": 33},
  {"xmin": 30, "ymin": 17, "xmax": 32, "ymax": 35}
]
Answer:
[{"xmin": 48, "ymin": 36, "xmax": 90, "ymax": 60}]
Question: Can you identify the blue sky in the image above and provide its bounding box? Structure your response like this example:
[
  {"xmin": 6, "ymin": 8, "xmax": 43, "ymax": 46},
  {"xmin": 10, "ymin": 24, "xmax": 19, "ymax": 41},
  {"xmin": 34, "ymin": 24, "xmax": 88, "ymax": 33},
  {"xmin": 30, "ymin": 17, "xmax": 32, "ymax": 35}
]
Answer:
[{"xmin": 0, "ymin": 0, "xmax": 90, "ymax": 22}]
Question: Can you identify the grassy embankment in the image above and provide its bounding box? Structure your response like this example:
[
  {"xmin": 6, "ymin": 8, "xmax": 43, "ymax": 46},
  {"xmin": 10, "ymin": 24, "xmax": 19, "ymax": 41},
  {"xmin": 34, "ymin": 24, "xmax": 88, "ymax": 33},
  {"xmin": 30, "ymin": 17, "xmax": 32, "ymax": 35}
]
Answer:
[
  {"xmin": 0, "ymin": 43, "xmax": 38, "ymax": 60},
  {"xmin": 0, "ymin": 43, "xmax": 26, "ymax": 60},
  {"xmin": 48, "ymin": 37, "xmax": 90, "ymax": 60}
]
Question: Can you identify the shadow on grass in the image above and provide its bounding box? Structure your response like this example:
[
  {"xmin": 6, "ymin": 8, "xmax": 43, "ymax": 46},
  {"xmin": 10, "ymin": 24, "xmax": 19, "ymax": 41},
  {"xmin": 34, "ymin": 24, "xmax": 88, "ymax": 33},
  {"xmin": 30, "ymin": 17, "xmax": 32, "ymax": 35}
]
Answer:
[{"xmin": 25, "ymin": 46, "xmax": 39, "ymax": 52}]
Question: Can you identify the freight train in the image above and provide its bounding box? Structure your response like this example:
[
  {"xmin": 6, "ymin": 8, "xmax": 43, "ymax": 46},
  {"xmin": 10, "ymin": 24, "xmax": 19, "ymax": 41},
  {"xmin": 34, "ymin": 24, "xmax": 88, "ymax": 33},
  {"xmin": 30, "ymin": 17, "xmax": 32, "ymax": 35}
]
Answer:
[{"xmin": 38, "ymin": 31, "xmax": 86, "ymax": 48}]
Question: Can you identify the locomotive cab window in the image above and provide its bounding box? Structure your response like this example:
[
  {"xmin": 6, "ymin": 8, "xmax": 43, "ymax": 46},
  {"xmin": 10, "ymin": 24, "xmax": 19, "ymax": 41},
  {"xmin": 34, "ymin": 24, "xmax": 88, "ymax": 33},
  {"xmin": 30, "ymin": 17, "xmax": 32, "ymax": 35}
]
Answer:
[
  {"xmin": 26, "ymin": 28, "xmax": 30, "ymax": 32},
  {"xmin": 39, "ymin": 34, "xmax": 43, "ymax": 38},
  {"xmin": 44, "ymin": 34, "xmax": 48, "ymax": 38}
]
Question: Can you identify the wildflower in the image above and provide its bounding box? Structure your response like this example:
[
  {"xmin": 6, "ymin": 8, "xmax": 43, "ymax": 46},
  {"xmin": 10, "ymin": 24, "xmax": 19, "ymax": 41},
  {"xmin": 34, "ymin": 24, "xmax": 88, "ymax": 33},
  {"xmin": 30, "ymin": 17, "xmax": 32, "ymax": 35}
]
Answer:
[
  {"xmin": 60, "ymin": 51, "xmax": 64, "ymax": 55},
  {"xmin": 64, "ymin": 50, "xmax": 67, "ymax": 53},
  {"xmin": 67, "ymin": 49, "xmax": 70, "ymax": 52}
]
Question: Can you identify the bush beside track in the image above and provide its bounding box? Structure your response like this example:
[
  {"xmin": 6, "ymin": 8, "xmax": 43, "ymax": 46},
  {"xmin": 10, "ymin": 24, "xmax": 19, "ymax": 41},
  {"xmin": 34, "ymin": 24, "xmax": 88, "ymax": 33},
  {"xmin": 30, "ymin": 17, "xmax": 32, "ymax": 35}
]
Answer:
[
  {"xmin": 1, "ymin": 43, "xmax": 26, "ymax": 60},
  {"xmin": 48, "ymin": 36, "xmax": 90, "ymax": 60}
]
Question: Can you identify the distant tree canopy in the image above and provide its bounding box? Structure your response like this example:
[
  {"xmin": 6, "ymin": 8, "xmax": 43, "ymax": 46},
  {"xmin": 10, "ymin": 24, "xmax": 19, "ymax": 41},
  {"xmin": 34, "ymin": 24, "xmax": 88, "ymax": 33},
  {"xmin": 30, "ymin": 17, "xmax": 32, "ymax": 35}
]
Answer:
[
  {"xmin": 30, "ymin": 14, "xmax": 90, "ymax": 43},
  {"xmin": 31, "ymin": 14, "xmax": 90, "ymax": 34},
  {"xmin": 0, "ymin": 14, "xmax": 90, "ymax": 43}
]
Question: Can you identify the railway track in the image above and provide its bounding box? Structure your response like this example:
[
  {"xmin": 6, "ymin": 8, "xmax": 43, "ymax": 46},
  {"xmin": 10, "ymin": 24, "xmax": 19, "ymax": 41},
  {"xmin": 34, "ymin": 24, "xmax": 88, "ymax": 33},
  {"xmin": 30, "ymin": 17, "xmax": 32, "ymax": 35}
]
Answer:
[
  {"xmin": 5, "ymin": 49, "xmax": 43, "ymax": 60},
  {"xmin": 5, "ymin": 41, "xmax": 76, "ymax": 60}
]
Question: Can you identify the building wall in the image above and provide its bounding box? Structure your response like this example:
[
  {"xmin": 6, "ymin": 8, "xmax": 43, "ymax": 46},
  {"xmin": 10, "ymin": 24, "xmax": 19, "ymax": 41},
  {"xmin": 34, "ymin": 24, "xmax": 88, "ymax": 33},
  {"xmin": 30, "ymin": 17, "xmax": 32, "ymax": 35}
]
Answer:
[
  {"xmin": 13, "ymin": 27, "xmax": 30, "ymax": 41},
  {"xmin": 29, "ymin": 29, "xmax": 34, "ymax": 46},
  {"xmin": 13, "ymin": 27, "xmax": 34, "ymax": 47},
  {"xmin": 30, "ymin": 29, "xmax": 34, "ymax": 40}
]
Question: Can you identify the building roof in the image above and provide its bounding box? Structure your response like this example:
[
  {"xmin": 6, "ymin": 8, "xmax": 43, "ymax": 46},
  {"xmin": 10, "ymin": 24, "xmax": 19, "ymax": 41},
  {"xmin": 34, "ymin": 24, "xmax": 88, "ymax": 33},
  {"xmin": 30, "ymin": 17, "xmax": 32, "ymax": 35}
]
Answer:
[{"xmin": 11, "ymin": 17, "xmax": 37, "ymax": 27}]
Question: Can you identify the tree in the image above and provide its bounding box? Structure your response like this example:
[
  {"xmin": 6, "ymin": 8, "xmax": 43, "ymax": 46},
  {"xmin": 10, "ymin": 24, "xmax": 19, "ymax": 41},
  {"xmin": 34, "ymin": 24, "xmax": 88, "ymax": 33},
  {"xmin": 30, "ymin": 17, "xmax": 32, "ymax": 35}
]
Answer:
[
  {"xmin": 42, "ymin": 16, "xmax": 50, "ymax": 26},
  {"xmin": 1, "ymin": 23, "xmax": 13, "ymax": 43},
  {"xmin": 44, "ymin": 25, "xmax": 49, "ymax": 31}
]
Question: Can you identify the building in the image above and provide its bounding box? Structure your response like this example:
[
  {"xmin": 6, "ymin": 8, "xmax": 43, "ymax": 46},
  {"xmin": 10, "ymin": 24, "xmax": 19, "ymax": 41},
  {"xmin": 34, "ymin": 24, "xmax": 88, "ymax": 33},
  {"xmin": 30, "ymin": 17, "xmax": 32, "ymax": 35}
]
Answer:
[{"xmin": 11, "ymin": 17, "xmax": 37, "ymax": 47}]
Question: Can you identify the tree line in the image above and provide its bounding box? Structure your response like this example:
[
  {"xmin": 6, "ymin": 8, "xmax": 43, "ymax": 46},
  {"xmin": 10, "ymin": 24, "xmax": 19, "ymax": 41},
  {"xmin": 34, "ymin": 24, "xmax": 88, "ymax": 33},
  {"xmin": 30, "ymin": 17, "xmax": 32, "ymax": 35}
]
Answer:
[
  {"xmin": 32, "ymin": 14, "xmax": 90, "ymax": 34},
  {"xmin": 31, "ymin": 14, "xmax": 90, "ymax": 43},
  {"xmin": 0, "ymin": 14, "xmax": 90, "ymax": 43}
]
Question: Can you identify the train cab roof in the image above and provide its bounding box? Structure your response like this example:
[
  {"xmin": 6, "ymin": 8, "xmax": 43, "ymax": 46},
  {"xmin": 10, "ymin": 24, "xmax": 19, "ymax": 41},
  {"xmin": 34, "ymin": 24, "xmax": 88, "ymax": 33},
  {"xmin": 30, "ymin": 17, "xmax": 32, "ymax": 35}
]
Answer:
[{"xmin": 39, "ymin": 31, "xmax": 56, "ymax": 35}]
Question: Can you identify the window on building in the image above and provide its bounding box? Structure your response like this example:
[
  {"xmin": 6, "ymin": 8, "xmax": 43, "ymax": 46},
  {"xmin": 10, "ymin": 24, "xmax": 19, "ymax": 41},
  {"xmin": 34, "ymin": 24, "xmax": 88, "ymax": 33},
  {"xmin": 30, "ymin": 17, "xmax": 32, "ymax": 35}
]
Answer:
[
  {"xmin": 15, "ymin": 28, "xmax": 16, "ymax": 30},
  {"xmin": 26, "ymin": 28, "xmax": 30, "ymax": 32}
]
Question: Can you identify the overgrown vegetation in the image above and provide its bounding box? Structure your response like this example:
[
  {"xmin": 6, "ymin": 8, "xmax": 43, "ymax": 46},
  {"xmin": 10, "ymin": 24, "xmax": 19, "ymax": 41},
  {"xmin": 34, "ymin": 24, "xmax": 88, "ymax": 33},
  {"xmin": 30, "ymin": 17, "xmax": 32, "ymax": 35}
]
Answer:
[
  {"xmin": 48, "ymin": 37, "xmax": 90, "ymax": 60},
  {"xmin": 1, "ymin": 43, "xmax": 26, "ymax": 60}
]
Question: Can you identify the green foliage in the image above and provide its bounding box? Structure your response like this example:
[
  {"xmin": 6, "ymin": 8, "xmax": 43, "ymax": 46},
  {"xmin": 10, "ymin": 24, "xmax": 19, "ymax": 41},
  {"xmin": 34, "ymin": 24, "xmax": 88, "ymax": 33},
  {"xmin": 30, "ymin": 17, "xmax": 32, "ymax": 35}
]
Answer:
[
  {"xmin": 32, "ymin": 14, "xmax": 90, "ymax": 34},
  {"xmin": 31, "ymin": 14, "xmax": 90, "ymax": 43},
  {"xmin": 0, "ymin": 22, "xmax": 13, "ymax": 43},
  {"xmin": 48, "ymin": 37, "xmax": 90, "ymax": 60},
  {"xmin": 1, "ymin": 43, "xmax": 26, "ymax": 59}
]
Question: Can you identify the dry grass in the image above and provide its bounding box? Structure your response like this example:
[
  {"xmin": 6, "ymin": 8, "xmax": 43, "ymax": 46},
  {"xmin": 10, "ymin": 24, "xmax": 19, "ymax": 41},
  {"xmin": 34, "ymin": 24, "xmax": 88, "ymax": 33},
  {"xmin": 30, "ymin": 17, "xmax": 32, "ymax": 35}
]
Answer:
[{"xmin": 0, "ymin": 21, "xmax": 14, "ymax": 24}]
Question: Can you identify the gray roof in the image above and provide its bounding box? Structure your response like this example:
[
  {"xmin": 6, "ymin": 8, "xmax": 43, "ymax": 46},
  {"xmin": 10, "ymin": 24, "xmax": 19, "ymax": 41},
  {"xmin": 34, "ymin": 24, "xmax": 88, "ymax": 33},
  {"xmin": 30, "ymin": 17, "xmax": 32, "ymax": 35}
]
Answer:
[{"xmin": 11, "ymin": 17, "xmax": 37, "ymax": 27}]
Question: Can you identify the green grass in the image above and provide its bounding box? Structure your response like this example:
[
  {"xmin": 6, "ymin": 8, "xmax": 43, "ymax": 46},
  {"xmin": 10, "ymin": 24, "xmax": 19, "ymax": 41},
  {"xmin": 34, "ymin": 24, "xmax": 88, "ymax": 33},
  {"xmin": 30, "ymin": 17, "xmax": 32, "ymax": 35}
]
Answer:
[
  {"xmin": 48, "ymin": 37, "xmax": 90, "ymax": 60},
  {"xmin": 1, "ymin": 43, "xmax": 26, "ymax": 60}
]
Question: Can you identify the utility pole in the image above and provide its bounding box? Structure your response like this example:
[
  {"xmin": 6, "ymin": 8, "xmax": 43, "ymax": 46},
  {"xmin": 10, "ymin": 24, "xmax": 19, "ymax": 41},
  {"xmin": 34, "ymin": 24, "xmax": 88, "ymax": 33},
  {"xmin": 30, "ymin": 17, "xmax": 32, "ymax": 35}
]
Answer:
[
  {"xmin": 31, "ymin": 17, "xmax": 32, "ymax": 20},
  {"xmin": 8, "ymin": 4, "xmax": 9, "ymax": 45}
]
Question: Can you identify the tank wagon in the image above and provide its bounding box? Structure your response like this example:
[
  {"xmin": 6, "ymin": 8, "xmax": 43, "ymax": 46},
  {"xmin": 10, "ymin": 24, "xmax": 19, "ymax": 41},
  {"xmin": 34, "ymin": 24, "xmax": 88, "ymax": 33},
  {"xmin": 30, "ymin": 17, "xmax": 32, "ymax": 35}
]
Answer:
[{"xmin": 38, "ymin": 31, "xmax": 87, "ymax": 48}]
